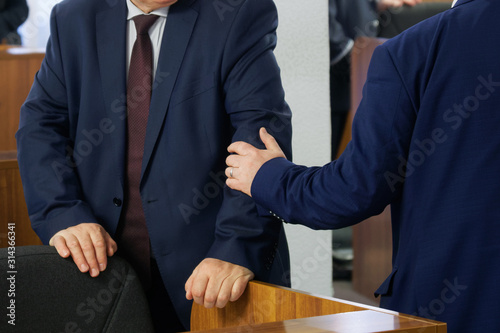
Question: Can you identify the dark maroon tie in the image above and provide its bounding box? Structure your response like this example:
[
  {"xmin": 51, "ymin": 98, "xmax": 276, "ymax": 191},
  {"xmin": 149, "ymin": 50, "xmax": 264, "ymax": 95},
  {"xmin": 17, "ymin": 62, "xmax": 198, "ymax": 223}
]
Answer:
[{"xmin": 118, "ymin": 14, "xmax": 159, "ymax": 288}]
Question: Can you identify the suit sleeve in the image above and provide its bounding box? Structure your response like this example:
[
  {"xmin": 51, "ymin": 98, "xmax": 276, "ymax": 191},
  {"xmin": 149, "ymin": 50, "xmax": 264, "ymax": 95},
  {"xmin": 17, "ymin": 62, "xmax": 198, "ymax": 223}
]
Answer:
[
  {"xmin": 0, "ymin": 0, "xmax": 28, "ymax": 40},
  {"xmin": 16, "ymin": 5, "xmax": 98, "ymax": 244},
  {"xmin": 252, "ymin": 45, "xmax": 417, "ymax": 230},
  {"xmin": 204, "ymin": 0, "xmax": 292, "ymax": 280}
]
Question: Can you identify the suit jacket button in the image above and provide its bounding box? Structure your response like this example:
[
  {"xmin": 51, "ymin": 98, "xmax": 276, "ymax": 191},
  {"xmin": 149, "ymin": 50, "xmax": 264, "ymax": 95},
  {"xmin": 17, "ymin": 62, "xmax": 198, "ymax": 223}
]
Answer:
[{"xmin": 113, "ymin": 198, "xmax": 122, "ymax": 207}]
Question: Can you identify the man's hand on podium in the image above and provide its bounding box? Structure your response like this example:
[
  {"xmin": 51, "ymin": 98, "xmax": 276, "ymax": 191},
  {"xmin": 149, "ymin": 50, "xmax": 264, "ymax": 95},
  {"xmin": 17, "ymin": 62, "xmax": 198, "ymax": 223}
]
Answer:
[{"xmin": 185, "ymin": 258, "xmax": 254, "ymax": 309}]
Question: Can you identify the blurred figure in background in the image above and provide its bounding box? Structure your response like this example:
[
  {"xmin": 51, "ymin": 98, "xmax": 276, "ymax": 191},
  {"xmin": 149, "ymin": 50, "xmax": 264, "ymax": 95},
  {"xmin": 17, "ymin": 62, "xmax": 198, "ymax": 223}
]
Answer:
[
  {"xmin": 0, "ymin": 0, "xmax": 28, "ymax": 45},
  {"xmin": 330, "ymin": 0, "xmax": 422, "ymax": 159}
]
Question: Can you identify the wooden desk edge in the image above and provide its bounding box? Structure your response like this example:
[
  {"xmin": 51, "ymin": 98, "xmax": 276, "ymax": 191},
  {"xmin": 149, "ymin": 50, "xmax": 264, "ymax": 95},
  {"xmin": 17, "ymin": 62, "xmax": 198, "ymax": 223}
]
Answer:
[
  {"xmin": 0, "ymin": 47, "xmax": 45, "ymax": 60},
  {"xmin": 0, "ymin": 151, "xmax": 18, "ymax": 169},
  {"xmin": 188, "ymin": 309, "xmax": 446, "ymax": 333}
]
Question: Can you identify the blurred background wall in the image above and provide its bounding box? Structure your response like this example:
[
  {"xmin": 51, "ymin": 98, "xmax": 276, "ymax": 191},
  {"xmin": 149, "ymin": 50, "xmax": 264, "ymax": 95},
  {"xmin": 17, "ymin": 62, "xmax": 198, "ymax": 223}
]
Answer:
[{"xmin": 274, "ymin": 0, "xmax": 333, "ymax": 296}]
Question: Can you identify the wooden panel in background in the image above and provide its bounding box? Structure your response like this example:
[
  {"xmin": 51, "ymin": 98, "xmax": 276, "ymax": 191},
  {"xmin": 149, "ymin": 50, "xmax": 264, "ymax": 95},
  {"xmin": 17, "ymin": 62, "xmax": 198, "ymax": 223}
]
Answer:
[
  {"xmin": 0, "ymin": 47, "xmax": 44, "ymax": 151},
  {"xmin": 0, "ymin": 152, "xmax": 42, "ymax": 248},
  {"xmin": 352, "ymin": 206, "xmax": 393, "ymax": 304}
]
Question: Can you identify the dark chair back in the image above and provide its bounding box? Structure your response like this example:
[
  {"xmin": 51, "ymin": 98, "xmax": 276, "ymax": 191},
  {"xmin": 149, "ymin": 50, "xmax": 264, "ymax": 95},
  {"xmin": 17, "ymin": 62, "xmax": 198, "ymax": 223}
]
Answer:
[{"xmin": 0, "ymin": 245, "xmax": 154, "ymax": 332}]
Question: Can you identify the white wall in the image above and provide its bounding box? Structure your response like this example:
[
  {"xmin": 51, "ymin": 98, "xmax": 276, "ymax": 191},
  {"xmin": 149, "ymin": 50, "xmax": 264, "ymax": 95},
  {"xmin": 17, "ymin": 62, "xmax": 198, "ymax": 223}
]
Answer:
[
  {"xmin": 19, "ymin": 0, "xmax": 61, "ymax": 49},
  {"xmin": 273, "ymin": 0, "xmax": 333, "ymax": 296}
]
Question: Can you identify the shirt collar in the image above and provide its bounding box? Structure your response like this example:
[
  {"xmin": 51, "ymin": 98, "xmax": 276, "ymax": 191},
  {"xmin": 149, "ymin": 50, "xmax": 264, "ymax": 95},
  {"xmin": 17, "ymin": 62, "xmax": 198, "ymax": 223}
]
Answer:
[
  {"xmin": 451, "ymin": 0, "xmax": 459, "ymax": 8},
  {"xmin": 126, "ymin": 0, "xmax": 170, "ymax": 20}
]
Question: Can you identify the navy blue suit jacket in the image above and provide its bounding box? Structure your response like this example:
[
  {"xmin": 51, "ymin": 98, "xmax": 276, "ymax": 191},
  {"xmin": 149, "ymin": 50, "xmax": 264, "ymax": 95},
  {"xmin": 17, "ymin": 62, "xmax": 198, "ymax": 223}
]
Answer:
[
  {"xmin": 252, "ymin": 0, "xmax": 500, "ymax": 331},
  {"xmin": 16, "ymin": 0, "xmax": 292, "ymax": 328}
]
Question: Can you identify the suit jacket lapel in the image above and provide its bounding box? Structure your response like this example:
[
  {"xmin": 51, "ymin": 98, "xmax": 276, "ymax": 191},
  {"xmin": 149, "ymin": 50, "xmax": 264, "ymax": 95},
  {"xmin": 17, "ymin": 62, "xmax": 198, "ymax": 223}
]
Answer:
[
  {"xmin": 96, "ymin": 1, "xmax": 128, "ymax": 185},
  {"xmin": 141, "ymin": 1, "xmax": 199, "ymax": 180}
]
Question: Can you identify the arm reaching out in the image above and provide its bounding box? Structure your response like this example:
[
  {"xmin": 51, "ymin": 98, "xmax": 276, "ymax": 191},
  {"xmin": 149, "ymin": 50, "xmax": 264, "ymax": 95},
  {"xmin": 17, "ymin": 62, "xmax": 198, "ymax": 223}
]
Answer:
[{"xmin": 226, "ymin": 128, "xmax": 286, "ymax": 197}]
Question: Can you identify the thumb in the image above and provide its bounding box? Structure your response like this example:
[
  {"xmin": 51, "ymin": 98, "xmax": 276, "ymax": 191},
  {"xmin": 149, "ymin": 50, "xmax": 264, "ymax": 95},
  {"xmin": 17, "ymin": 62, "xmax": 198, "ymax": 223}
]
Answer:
[{"xmin": 260, "ymin": 127, "xmax": 281, "ymax": 152}]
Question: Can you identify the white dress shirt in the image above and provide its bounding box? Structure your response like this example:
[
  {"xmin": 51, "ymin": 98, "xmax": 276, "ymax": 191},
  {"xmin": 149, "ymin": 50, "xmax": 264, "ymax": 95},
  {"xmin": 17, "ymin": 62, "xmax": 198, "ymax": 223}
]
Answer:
[{"xmin": 126, "ymin": 0, "xmax": 170, "ymax": 81}]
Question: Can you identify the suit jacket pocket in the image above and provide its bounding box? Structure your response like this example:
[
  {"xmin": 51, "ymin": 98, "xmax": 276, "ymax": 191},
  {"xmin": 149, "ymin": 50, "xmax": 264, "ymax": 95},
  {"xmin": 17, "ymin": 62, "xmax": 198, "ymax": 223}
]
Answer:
[
  {"xmin": 170, "ymin": 72, "xmax": 215, "ymax": 107},
  {"xmin": 375, "ymin": 266, "xmax": 398, "ymax": 297}
]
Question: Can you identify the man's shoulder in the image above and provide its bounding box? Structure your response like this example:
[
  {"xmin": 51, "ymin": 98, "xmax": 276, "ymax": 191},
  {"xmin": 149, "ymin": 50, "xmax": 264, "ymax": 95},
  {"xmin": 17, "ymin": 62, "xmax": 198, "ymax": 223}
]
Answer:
[
  {"xmin": 55, "ymin": 0, "xmax": 119, "ymax": 17},
  {"xmin": 194, "ymin": 0, "xmax": 277, "ymax": 21}
]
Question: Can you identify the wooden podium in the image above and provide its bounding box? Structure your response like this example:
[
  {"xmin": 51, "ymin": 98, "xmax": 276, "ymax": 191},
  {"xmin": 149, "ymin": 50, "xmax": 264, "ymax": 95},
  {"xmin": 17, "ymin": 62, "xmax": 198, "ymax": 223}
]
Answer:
[{"xmin": 190, "ymin": 281, "xmax": 446, "ymax": 332}]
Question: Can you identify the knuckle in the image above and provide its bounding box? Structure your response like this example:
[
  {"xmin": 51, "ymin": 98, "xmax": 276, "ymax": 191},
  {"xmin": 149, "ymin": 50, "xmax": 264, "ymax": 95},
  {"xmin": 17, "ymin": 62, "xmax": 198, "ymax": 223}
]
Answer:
[
  {"xmin": 90, "ymin": 224, "xmax": 103, "ymax": 233},
  {"xmin": 93, "ymin": 240, "xmax": 106, "ymax": 249},
  {"xmin": 204, "ymin": 295, "xmax": 216, "ymax": 304},
  {"xmin": 80, "ymin": 242, "xmax": 94, "ymax": 252},
  {"xmin": 66, "ymin": 240, "xmax": 80, "ymax": 249},
  {"xmin": 217, "ymin": 294, "xmax": 229, "ymax": 304}
]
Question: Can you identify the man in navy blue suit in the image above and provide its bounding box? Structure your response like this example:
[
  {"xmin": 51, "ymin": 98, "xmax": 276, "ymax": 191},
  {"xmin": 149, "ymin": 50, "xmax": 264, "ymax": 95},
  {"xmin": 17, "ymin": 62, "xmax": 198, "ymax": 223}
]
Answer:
[
  {"xmin": 226, "ymin": 1, "xmax": 500, "ymax": 332},
  {"xmin": 16, "ymin": 0, "xmax": 292, "ymax": 331}
]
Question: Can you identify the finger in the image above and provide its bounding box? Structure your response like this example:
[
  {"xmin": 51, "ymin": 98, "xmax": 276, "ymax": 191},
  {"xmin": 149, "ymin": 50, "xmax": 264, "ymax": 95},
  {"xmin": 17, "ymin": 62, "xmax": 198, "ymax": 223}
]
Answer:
[
  {"xmin": 259, "ymin": 128, "xmax": 282, "ymax": 152},
  {"xmin": 64, "ymin": 234, "xmax": 90, "ymax": 273},
  {"xmin": 225, "ymin": 167, "xmax": 236, "ymax": 179},
  {"xmin": 185, "ymin": 272, "xmax": 195, "ymax": 300},
  {"xmin": 215, "ymin": 278, "xmax": 233, "ymax": 308},
  {"xmin": 50, "ymin": 235, "xmax": 70, "ymax": 258},
  {"xmin": 225, "ymin": 177, "xmax": 239, "ymax": 190},
  {"xmin": 191, "ymin": 273, "xmax": 210, "ymax": 306},
  {"xmin": 226, "ymin": 154, "xmax": 241, "ymax": 168},
  {"xmin": 225, "ymin": 166, "xmax": 238, "ymax": 179},
  {"xmin": 230, "ymin": 275, "xmax": 252, "ymax": 302},
  {"xmin": 105, "ymin": 233, "xmax": 118, "ymax": 257},
  {"xmin": 225, "ymin": 177, "xmax": 237, "ymax": 188},
  {"xmin": 89, "ymin": 229, "xmax": 108, "ymax": 272},
  {"xmin": 227, "ymin": 141, "xmax": 253, "ymax": 155},
  {"xmin": 77, "ymin": 232, "xmax": 101, "ymax": 278},
  {"xmin": 203, "ymin": 275, "xmax": 225, "ymax": 308}
]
